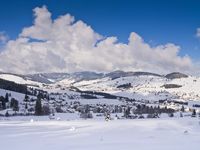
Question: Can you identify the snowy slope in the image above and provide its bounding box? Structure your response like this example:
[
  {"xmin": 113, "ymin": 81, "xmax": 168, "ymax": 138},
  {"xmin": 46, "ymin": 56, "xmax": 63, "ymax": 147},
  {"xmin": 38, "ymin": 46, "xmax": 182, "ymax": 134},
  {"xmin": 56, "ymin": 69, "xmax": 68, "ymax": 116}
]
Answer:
[
  {"xmin": 0, "ymin": 74, "xmax": 43, "ymax": 87},
  {"xmin": 0, "ymin": 89, "xmax": 36, "ymax": 103},
  {"xmin": 1, "ymin": 71, "xmax": 200, "ymax": 113},
  {"xmin": 0, "ymin": 118, "xmax": 199, "ymax": 150},
  {"xmin": 71, "ymin": 75, "xmax": 200, "ymax": 102},
  {"xmin": 2, "ymin": 71, "xmax": 199, "ymax": 103}
]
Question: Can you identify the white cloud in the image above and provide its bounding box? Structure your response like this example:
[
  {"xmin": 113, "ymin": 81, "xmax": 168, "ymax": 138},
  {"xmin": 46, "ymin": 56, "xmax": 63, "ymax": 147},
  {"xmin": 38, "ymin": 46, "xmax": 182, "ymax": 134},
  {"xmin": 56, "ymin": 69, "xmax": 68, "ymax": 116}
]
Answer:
[
  {"xmin": 196, "ymin": 28, "xmax": 200, "ymax": 38},
  {"xmin": 0, "ymin": 6, "xmax": 194, "ymax": 74},
  {"xmin": 0, "ymin": 32, "xmax": 8, "ymax": 44}
]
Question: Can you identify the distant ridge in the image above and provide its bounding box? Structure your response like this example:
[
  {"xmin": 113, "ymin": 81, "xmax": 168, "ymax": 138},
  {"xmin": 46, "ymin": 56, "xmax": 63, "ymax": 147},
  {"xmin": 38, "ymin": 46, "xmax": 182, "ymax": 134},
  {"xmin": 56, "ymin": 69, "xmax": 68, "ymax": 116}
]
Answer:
[
  {"xmin": 165, "ymin": 72, "xmax": 188, "ymax": 79},
  {"xmin": 105, "ymin": 70, "xmax": 162, "ymax": 80},
  {"xmin": 0, "ymin": 71, "xmax": 189, "ymax": 84}
]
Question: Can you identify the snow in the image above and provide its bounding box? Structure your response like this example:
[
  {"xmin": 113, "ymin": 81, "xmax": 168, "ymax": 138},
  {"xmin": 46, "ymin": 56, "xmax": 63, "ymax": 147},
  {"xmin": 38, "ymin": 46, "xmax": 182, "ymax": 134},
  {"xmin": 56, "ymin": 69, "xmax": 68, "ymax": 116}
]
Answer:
[
  {"xmin": 57, "ymin": 78, "xmax": 75, "ymax": 86},
  {"xmin": 0, "ymin": 117, "xmax": 199, "ymax": 150},
  {"xmin": 70, "ymin": 75, "xmax": 200, "ymax": 102},
  {"xmin": 1, "ymin": 73, "xmax": 200, "ymax": 104},
  {"xmin": 68, "ymin": 98, "xmax": 123, "ymax": 105},
  {"xmin": 0, "ymin": 74, "xmax": 26, "ymax": 84},
  {"xmin": 1, "ymin": 74, "xmax": 200, "ymax": 149},
  {"xmin": 0, "ymin": 74, "xmax": 43, "ymax": 87},
  {"xmin": 0, "ymin": 89, "xmax": 30, "ymax": 102},
  {"xmin": 0, "ymin": 89, "xmax": 36, "ymax": 103}
]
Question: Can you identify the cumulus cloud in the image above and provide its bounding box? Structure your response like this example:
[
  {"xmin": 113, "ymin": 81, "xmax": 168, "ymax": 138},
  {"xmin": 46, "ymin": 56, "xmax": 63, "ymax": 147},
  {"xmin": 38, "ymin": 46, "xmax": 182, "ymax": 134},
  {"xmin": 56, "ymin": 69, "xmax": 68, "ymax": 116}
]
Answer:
[
  {"xmin": 0, "ymin": 32, "xmax": 9, "ymax": 44},
  {"xmin": 0, "ymin": 6, "xmax": 194, "ymax": 74}
]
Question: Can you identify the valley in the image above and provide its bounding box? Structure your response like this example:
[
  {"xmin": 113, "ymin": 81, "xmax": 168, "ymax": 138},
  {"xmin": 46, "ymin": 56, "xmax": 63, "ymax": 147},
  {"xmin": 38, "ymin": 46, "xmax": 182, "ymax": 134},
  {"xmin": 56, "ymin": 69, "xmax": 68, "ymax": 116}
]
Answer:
[{"xmin": 0, "ymin": 71, "xmax": 199, "ymax": 120}]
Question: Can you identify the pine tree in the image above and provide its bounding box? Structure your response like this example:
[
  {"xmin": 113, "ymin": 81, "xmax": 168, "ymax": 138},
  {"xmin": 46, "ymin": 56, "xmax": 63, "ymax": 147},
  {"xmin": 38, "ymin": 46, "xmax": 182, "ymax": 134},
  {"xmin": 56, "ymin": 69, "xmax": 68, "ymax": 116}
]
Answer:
[
  {"xmin": 5, "ymin": 111, "xmax": 9, "ymax": 117},
  {"xmin": 180, "ymin": 112, "xmax": 183, "ymax": 117},
  {"xmin": 24, "ymin": 94, "xmax": 29, "ymax": 114},
  {"xmin": 24, "ymin": 94, "xmax": 29, "ymax": 102},
  {"xmin": 25, "ymin": 103, "xmax": 28, "ymax": 110},
  {"xmin": 124, "ymin": 106, "xmax": 131, "ymax": 118},
  {"xmin": 0, "ymin": 96, "xmax": 6, "ymax": 110},
  {"xmin": 35, "ymin": 98, "xmax": 43, "ymax": 116},
  {"xmin": 192, "ymin": 109, "xmax": 196, "ymax": 117},
  {"xmin": 5, "ymin": 93, "xmax": 9, "ymax": 103},
  {"xmin": 37, "ymin": 92, "xmax": 43, "ymax": 100},
  {"xmin": 13, "ymin": 100, "xmax": 19, "ymax": 112},
  {"xmin": 10, "ymin": 98, "xmax": 19, "ymax": 112},
  {"xmin": 169, "ymin": 113, "xmax": 174, "ymax": 117},
  {"xmin": 181, "ymin": 105, "xmax": 185, "ymax": 112},
  {"xmin": 43, "ymin": 105, "xmax": 50, "ymax": 115}
]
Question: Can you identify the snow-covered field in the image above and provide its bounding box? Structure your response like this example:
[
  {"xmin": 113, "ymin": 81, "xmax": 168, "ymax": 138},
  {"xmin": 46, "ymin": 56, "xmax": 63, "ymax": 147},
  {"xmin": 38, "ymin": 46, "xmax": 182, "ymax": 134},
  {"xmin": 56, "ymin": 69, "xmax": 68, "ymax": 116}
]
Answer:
[
  {"xmin": 0, "ymin": 74, "xmax": 43, "ymax": 87},
  {"xmin": 0, "ymin": 72, "xmax": 200, "ymax": 150},
  {"xmin": 0, "ymin": 117, "xmax": 199, "ymax": 150}
]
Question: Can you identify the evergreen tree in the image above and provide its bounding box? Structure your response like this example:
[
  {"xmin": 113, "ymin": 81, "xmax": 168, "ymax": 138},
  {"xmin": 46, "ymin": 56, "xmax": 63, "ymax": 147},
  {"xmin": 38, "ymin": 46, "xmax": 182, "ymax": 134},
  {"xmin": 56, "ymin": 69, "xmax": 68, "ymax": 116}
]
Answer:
[
  {"xmin": 10, "ymin": 98, "xmax": 14, "ymax": 108},
  {"xmin": 25, "ymin": 103, "xmax": 28, "ymax": 110},
  {"xmin": 10, "ymin": 98, "xmax": 19, "ymax": 111},
  {"xmin": 24, "ymin": 94, "xmax": 29, "ymax": 102},
  {"xmin": 13, "ymin": 100, "xmax": 19, "ymax": 112},
  {"xmin": 24, "ymin": 94, "xmax": 29, "ymax": 114},
  {"xmin": 5, "ymin": 93, "xmax": 9, "ymax": 103},
  {"xmin": 0, "ymin": 78, "xmax": 28, "ymax": 94},
  {"xmin": 43, "ymin": 105, "xmax": 50, "ymax": 115},
  {"xmin": 35, "ymin": 98, "xmax": 43, "ymax": 116},
  {"xmin": 37, "ymin": 92, "xmax": 43, "ymax": 100},
  {"xmin": 80, "ymin": 105, "xmax": 93, "ymax": 119},
  {"xmin": 181, "ymin": 105, "xmax": 185, "ymax": 112},
  {"xmin": 192, "ymin": 109, "xmax": 196, "ymax": 117},
  {"xmin": 0, "ymin": 96, "xmax": 6, "ymax": 110},
  {"xmin": 124, "ymin": 106, "xmax": 131, "ymax": 118},
  {"xmin": 5, "ymin": 111, "xmax": 9, "ymax": 117},
  {"xmin": 169, "ymin": 113, "xmax": 174, "ymax": 117}
]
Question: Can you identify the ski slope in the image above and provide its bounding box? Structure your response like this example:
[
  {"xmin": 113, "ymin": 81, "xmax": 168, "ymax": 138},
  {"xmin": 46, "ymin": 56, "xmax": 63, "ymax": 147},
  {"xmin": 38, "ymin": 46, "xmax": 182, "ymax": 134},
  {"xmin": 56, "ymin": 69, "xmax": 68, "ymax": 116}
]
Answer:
[{"xmin": 0, "ymin": 117, "xmax": 199, "ymax": 150}]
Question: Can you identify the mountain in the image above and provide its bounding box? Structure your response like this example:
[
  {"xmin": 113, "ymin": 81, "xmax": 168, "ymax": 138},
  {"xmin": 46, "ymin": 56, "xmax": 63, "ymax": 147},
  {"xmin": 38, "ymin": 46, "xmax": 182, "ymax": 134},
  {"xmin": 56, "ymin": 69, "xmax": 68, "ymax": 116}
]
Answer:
[
  {"xmin": 0, "ymin": 73, "xmax": 42, "ymax": 87},
  {"xmin": 165, "ymin": 72, "xmax": 188, "ymax": 79},
  {"xmin": 1, "ymin": 70, "xmax": 200, "ymax": 120},
  {"xmin": 70, "ymin": 71, "xmax": 104, "ymax": 81},
  {"xmin": 105, "ymin": 70, "xmax": 161, "ymax": 79},
  {"xmin": 25, "ymin": 73, "xmax": 70, "ymax": 84},
  {"xmin": 0, "ymin": 78, "xmax": 28, "ymax": 94},
  {"xmin": 0, "ymin": 71, "xmax": 189, "ymax": 85},
  {"xmin": 26, "ymin": 71, "xmax": 162, "ymax": 84},
  {"xmin": 24, "ymin": 72, "xmax": 104, "ymax": 84}
]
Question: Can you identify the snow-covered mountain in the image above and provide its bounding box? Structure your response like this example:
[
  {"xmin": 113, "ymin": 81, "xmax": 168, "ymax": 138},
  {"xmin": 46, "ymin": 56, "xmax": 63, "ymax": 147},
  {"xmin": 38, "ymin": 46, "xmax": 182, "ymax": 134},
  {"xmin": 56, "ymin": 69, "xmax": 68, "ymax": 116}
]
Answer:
[
  {"xmin": 0, "ymin": 71, "xmax": 164, "ymax": 84},
  {"xmin": 25, "ymin": 73, "xmax": 70, "ymax": 84},
  {"xmin": 25, "ymin": 71, "xmax": 104, "ymax": 83},
  {"xmin": 0, "ymin": 71, "xmax": 197, "ymax": 101},
  {"xmin": 0, "ymin": 71, "xmax": 200, "ymax": 116},
  {"xmin": 0, "ymin": 73, "xmax": 43, "ymax": 87},
  {"xmin": 71, "ymin": 73, "xmax": 200, "ymax": 101}
]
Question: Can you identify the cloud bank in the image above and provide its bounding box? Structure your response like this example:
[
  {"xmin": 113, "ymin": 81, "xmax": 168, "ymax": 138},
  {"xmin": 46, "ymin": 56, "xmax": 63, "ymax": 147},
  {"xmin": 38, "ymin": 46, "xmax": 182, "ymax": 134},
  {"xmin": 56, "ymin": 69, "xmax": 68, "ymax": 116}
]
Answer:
[{"xmin": 0, "ymin": 6, "xmax": 193, "ymax": 74}]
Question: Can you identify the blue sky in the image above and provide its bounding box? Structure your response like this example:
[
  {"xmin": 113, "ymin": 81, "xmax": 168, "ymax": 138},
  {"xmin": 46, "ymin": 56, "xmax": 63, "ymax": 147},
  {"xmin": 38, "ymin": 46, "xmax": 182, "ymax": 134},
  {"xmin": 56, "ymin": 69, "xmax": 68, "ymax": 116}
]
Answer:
[
  {"xmin": 0, "ymin": 0, "xmax": 200, "ymax": 58},
  {"xmin": 0, "ymin": 0, "xmax": 199, "ymax": 74}
]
